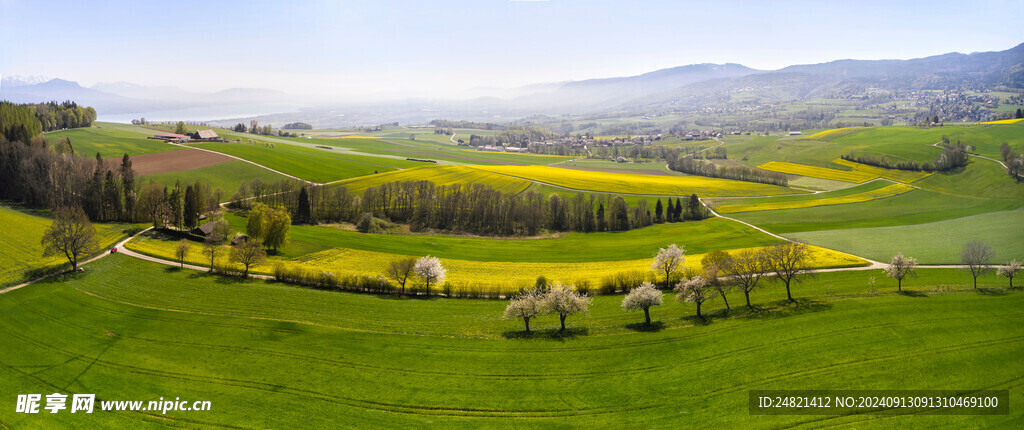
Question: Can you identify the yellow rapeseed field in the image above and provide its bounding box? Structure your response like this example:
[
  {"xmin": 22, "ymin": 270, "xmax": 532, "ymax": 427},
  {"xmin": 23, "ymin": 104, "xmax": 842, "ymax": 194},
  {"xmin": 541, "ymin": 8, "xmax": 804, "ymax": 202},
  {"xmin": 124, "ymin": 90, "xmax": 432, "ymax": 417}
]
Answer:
[
  {"xmin": 125, "ymin": 236, "xmax": 866, "ymax": 294},
  {"xmin": 469, "ymin": 165, "xmax": 800, "ymax": 197},
  {"xmin": 758, "ymin": 161, "xmax": 875, "ymax": 183},
  {"xmin": 980, "ymin": 118, "xmax": 1024, "ymax": 125},
  {"xmin": 334, "ymin": 165, "xmax": 533, "ymax": 194},
  {"xmin": 831, "ymin": 158, "xmax": 932, "ymax": 183},
  {"xmin": 800, "ymin": 127, "xmax": 871, "ymax": 141},
  {"xmin": 715, "ymin": 183, "xmax": 914, "ymax": 214},
  {"xmin": 759, "ymin": 160, "xmax": 931, "ymax": 183}
]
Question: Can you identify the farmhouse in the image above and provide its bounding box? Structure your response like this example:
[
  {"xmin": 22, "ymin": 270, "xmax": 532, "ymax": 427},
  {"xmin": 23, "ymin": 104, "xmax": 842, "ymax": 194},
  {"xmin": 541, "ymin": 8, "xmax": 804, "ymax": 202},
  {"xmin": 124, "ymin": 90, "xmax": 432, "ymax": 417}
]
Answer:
[
  {"xmin": 151, "ymin": 132, "xmax": 190, "ymax": 143},
  {"xmin": 192, "ymin": 130, "xmax": 223, "ymax": 141},
  {"xmin": 231, "ymin": 233, "xmax": 250, "ymax": 246},
  {"xmin": 191, "ymin": 222, "xmax": 218, "ymax": 237},
  {"xmin": 788, "ymin": 131, "xmax": 803, "ymax": 136}
]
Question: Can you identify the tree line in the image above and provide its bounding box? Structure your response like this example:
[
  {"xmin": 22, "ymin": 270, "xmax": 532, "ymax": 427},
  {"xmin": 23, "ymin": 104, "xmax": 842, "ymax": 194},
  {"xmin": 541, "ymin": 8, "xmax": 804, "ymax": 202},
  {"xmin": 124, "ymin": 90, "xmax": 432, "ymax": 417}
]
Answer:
[
  {"xmin": 1000, "ymin": 142, "xmax": 1024, "ymax": 181},
  {"xmin": 840, "ymin": 143, "xmax": 969, "ymax": 172},
  {"xmin": 25, "ymin": 101, "xmax": 97, "ymax": 132},
  {"xmin": 668, "ymin": 156, "xmax": 788, "ymax": 186}
]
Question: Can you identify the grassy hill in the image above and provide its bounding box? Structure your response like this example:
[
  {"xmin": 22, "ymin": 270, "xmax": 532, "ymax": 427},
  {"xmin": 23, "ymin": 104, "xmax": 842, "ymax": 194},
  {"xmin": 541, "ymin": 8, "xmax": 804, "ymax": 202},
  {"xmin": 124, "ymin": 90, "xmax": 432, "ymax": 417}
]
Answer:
[{"xmin": 0, "ymin": 255, "xmax": 1019, "ymax": 428}]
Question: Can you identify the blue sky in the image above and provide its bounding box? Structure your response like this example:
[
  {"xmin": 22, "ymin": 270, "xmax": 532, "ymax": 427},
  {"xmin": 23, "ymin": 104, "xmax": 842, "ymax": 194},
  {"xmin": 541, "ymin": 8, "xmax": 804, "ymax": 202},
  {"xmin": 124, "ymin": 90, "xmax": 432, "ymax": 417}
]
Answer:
[{"xmin": 1, "ymin": 0, "xmax": 1021, "ymax": 99}]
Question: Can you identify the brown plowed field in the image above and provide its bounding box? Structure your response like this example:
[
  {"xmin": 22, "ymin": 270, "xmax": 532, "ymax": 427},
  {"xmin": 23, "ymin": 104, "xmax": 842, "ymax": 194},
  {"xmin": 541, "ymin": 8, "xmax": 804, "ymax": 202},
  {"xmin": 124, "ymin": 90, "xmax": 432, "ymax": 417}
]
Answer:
[{"xmin": 105, "ymin": 148, "xmax": 233, "ymax": 175}]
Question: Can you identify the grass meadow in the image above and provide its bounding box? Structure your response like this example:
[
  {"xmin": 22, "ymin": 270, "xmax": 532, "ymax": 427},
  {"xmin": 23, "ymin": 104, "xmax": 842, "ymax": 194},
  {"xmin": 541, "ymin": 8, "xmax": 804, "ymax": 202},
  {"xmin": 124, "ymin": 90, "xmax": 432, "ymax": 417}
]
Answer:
[
  {"xmin": 46, "ymin": 122, "xmax": 181, "ymax": 158},
  {"xmin": 0, "ymin": 255, "xmax": 1019, "ymax": 428}
]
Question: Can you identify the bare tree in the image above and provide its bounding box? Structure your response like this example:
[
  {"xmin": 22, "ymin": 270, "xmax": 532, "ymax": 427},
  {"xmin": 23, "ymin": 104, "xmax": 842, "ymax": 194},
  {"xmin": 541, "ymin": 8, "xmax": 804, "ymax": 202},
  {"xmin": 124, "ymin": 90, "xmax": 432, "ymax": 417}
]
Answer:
[
  {"xmin": 961, "ymin": 241, "xmax": 995, "ymax": 289},
  {"xmin": 651, "ymin": 244, "xmax": 685, "ymax": 288},
  {"xmin": 676, "ymin": 275, "xmax": 714, "ymax": 321},
  {"xmin": 543, "ymin": 283, "xmax": 591, "ymax": 331},
  {"xmin": 702, "ymin": 250, "xmax": 733, "ymax": 311},
  {"xmin": 386, "ymin": 257, "xmax": 416, "ymax": 294},
  {"xmin": 884, "ymin": 252, "xmax": 917, "ymax": 291},
  {"xmin": 763, "ymin": 242, "xmax": 810, "ymax": 302},
  {"xmin": 41, "ymin": 206, "xmax": 99, "ymax": 272},
  {"xmin": 622, "ymin": 282, "xmax": 663, "ymax": 325},
  {"xmin": 503, "ymin": 288, "xmax": 546, "ymax": 332},
  {"xmin": 175, "ymin": 239, "xmax": 191, "ymax": 268},
  {"xmin": 414, "ymin": 255, "xmax": 446, "ymax": 295},
  {"xmin": 230, "ymin": 239, "xmax": 266, "ymax": 278},
  {"xmin": 726, "ymin": 249, "xmax": 768, "ymax": 309},
  {"xmin": 997, "ymin": 260, "xmax": 1021, "ymax": 289}
]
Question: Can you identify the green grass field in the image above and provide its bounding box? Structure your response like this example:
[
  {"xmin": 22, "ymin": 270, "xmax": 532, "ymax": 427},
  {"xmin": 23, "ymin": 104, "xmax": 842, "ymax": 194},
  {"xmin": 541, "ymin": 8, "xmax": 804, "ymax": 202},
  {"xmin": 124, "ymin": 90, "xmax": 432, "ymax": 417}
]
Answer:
[
  {"xmin": 45, "ymin": 122, "xmax": 181, "ymax": 158},
  {"xmin": 788, "ymin": 207, "xmax": 1024, "ymax": 264},
  {"xmin": 728, "ymin": 187, "xmax": 1022, "ymax": 234},
  {"xmin": 0, "ymin": 255, "xmax": 1019, "ymax": 428},
  {"xmin": 188, "ymin": 141, "xmax": 420, "ymax": 183},
  {"xmin": 223, "ymin": 215, "xmax": 783, "ymax": 263},
  {"xmin": 140, "ymin": 160, "xmax": 289, "ymax": 200},
  {"xmin": 0, "ymin": 206, "xmax": 136, "ymax": 287}
]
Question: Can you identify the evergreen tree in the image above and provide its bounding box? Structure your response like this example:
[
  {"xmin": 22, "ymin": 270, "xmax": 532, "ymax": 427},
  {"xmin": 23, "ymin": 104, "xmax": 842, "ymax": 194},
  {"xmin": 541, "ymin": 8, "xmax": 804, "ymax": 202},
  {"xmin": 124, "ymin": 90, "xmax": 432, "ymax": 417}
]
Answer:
[
  {"xmin": 596, "ymin": 203, "xmax": 606, "ymax": 232},
  {"xmin": 183, "ymin": 184, "xmax": 199, "ymax": 229},
  {"xmin": 120, "ymin": 154, "xmax": 134, "ymax": 221},
  {"xmin": 102, "ymin": 170, "xmax": 121, "ymax": 221},
  {"xmin": 674, "ymin": 198, "xmax": 684, "ymax": 221},
  {"xmin": 296, "ymin": 186, "xmax": 311, "ymax": 224},
  {"xmin": 666, "ymin": 199, "xmax": 676, "ymax": 222},
  {"xmin": 87, "ymin": 153, "xmax": 105, "ymax": 220},
  {"xmin": 655, "ymin": 199, "xmax": 664, "ymax": 223}
]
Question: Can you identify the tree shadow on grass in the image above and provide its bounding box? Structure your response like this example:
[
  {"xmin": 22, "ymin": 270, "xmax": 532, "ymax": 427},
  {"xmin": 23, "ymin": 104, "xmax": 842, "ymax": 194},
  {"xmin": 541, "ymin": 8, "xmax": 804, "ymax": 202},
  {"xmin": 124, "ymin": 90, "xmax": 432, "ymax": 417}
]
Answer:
[
  {"xmin": 624, "ymin": 321, "xmax": 665, "ymax": 332},
  {"xmin": 163, "ymin": 266, "xmax": 183, "ymax": 273},
  {"xmin": 213, "ymin": 275, "xmax": 255, "ymax": 285},
  {"xmin": 502, "ymin": 327, "xmax": 589, "ymax": 340},
  {"xmin": 680, "ymin": 315, "xmax": 713, "ymax": 326},
  {"xmin": 976, "ymin": 287, "xmax": 1009, "ymax": 296},
  {"xmin": 743, "ymin": 299, "xmax": 832, "ymax": 320},
  {"xmin": 898, "ymin": 290, "xmax": 928, "ymax": 298}
]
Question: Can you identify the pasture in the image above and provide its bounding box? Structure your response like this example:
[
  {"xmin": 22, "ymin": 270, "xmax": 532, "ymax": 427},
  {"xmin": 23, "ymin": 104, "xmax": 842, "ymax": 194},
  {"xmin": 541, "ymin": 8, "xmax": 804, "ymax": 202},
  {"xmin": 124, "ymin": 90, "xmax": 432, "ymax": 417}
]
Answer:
[
  {"xmin": 188, "ymin": 141, "xmax": 417, "ymax": 183},
  {"xmin": 787, "ymin": 207, "xmax": 1024, "ymax": 264},
  {"xmin": 0, "ymin": 255, "xmax": 1019, "ymax": 428},
  {"xmin": 139, "ymin": 160, "xmax": 289, "ymax": 201},
  {"xmin": 45, "ymin": 122, "xmax": 181, "ymax": 158}
]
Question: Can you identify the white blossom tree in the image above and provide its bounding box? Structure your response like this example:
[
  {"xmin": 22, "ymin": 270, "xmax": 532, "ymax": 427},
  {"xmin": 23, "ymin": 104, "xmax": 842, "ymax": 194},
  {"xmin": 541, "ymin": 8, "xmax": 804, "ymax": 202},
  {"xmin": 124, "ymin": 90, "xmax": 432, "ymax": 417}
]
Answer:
[
  {"xmin": 622, "ymin": 282, "xmax": 663, "ymax": 325},
  {"xmin": 651, "ymin": 244, "xmax": 686, "ymax": 288},
  {"xmin": 543, "ymin": 283, "xmax": 591, "ymax": 331},
  {"xmin": 997, "ymin": 260, "xmax": 1021, "ymax": 289},
  {"xmin": 676, "ymin": 275, "xmax": 714, "ymax": 321},
  {"xmin": 414, "ymin": 255, "xmax": 447, "ymax": 295},
  {"xmin": 884, "ymin": 252, "xmax": 918, "ymax": 291},
  {"xmin": 503, "ymin": 288, "xmax": 546, "ymax": 333}
]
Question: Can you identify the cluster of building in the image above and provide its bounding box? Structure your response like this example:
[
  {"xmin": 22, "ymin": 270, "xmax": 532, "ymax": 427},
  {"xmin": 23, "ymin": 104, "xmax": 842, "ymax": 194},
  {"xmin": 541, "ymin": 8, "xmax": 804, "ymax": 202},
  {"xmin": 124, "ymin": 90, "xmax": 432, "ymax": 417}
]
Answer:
[{"xmin": 151, "ymin": 130, "xmax": 224, "ymax": 144}]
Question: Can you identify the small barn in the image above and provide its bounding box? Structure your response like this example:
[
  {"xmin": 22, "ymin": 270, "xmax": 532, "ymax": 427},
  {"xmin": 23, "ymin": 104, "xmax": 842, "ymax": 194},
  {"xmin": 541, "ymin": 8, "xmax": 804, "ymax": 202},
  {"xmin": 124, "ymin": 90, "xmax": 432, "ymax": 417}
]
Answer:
[
  {"xmin": 231, "ymin": 234, "xmax": 250, "ymax": 246},
  {"xmin": 194, "ymin": 130, "xmax": 220, "ymax": 140},
  {"xmin": 191, "ymin": 222, "xmax": 218, "ymax": 237}
]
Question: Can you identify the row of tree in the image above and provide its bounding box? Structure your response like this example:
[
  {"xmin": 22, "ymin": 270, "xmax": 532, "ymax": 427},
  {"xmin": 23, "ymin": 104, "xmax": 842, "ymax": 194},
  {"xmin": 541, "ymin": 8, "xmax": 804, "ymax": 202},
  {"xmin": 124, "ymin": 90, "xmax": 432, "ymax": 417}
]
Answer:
[
  {"xmin": 1000, "ymin": 142, "xmax": 1024, "ymax": 181},
  {"xmin": 668, "ymin": 156, "xmax": 788, "ymax": 186},
  {"xmin": 840, "ymin": 143, "xmax": 969, "ymax": 172},
  {"xmin": 229, "ymin": 177, "xmax": 709, "ymax": 236}
]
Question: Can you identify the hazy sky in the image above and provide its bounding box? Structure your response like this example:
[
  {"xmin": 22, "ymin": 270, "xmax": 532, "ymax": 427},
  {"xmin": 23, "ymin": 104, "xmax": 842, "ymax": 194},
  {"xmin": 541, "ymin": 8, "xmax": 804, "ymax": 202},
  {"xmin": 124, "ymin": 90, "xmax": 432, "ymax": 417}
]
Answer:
[{"xmin": 2, "ymin": 0, "xmax": 1021, "ymax": 100}]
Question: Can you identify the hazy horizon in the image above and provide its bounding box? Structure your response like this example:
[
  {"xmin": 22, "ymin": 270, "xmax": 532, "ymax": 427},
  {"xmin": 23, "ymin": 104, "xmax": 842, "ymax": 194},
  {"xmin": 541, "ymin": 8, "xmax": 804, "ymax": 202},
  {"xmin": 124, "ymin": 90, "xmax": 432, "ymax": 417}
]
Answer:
[{"xmin": 2, "ymin": 0, "xmax": 1023, "ymax": 102}]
